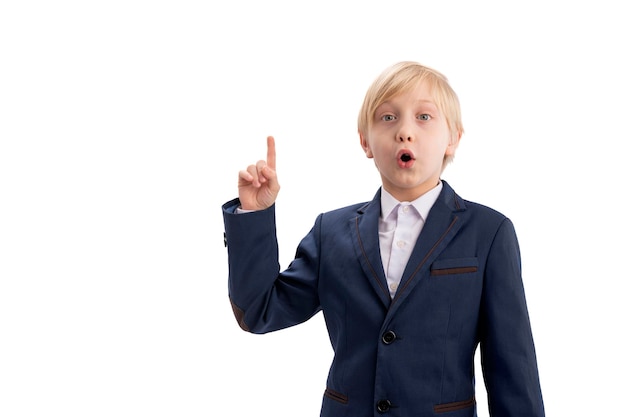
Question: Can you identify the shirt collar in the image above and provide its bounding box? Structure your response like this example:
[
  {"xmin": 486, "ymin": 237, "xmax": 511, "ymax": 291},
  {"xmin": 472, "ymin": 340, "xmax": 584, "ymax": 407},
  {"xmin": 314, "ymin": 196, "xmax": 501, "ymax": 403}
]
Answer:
[{"xmin": 380, "ymin": 181, "xmax": 443, "ymax": 222}]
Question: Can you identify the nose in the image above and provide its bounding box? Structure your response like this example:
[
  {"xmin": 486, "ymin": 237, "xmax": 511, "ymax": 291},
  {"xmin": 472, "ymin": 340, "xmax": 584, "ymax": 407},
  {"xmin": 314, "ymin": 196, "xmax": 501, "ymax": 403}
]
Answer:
[
  {"xmin": 396, "ymin": 120, "xmax": 414, "ymax": 143},
  {"xmin": 396, "ymin": 125, "xmax": 415, "ymax": 142}
]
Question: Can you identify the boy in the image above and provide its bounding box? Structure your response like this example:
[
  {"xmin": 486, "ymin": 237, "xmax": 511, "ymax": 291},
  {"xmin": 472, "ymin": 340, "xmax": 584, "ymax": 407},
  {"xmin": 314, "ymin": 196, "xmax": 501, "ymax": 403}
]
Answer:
[{"xmin": 222, "ymin": 61, "xmax": 545, "ymax": 416}]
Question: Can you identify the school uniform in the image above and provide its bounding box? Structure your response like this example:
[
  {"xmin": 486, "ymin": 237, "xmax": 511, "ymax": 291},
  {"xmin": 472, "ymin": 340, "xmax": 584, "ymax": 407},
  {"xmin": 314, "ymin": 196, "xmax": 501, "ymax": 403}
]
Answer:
[{"xmin": 222, "ymin": 180, "xmax": 544, "ymax": 417}]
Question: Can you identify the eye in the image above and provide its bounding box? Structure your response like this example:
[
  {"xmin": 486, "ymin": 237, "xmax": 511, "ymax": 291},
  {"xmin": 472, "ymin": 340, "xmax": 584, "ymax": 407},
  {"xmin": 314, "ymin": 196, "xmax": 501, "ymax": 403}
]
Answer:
[
  {"xmin": 417, "ymin": 114, "xmax": 432, "ymax": 121},
  {"xmin": 381, "ymin": 114, "xmax": 396, "ymax": 122}
]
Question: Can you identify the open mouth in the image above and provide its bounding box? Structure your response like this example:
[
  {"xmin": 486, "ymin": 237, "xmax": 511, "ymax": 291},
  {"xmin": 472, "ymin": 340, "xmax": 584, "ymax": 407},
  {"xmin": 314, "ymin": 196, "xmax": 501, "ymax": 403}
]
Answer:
[{"xmin": 397, "ymin": 150, "xmax": 415, "ymax": 168}]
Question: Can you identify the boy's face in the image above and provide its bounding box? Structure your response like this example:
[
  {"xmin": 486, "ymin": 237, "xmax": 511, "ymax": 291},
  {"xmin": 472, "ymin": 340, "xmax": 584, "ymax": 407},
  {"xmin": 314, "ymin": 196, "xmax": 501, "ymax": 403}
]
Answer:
[{"xmin": 360, "ymin": 82, "xmax": 460, "ymax": 202}]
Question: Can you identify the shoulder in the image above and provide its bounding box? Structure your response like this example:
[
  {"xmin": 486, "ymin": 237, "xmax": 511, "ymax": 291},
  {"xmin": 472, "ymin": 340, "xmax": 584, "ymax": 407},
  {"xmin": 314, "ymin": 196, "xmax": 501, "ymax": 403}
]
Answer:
[
  {"xmin": 442, "ymin": 181, "xmax": 504, "ymax": 218},
  {"xmin": 324, "ymin": 201, "xmax": 370, "ymax": 216},
  {"xmin": 443, "ymin": 182, "xmax": 513, "ymax": 233},
  {"xmin": 317, "ymin": 189, "xmax": 382, "ymax": 220},
  {"xmin": 463, "ymin": 199, "xmax": 517, "ymax": 240},
  {"xmin": 316, "ymin": 201, "xmax": 370, "ymax": 226},
  {"xmin": 463, "ymin": 199, "xmax": 507, "ymax": 221}
]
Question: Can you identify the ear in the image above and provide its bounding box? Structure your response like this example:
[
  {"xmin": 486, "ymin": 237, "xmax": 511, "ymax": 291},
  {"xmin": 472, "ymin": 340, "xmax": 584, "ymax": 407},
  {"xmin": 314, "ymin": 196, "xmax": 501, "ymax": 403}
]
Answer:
[
  {"xmin": 359, "ymin": 131, "xmax": 374, "ymax": 158},
  {"xmin": 444, "ymin": 130, "xmax": 462, "ymax": 157}
]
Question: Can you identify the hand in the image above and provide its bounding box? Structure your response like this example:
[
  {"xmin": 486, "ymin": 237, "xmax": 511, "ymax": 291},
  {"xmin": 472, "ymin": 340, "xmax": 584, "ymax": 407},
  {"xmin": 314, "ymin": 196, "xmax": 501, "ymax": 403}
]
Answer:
[{"xmin": 238, "ymin": 136, "xmax": 281, "ymax": 211}]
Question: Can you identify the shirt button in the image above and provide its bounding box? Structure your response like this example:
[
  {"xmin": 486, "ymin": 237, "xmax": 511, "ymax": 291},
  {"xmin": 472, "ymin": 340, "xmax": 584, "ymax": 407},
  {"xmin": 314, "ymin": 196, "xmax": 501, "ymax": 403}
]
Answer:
[
  {"xmin": 389, "ymin": 282, "xmax": 398, "ymax": 291},
  {"xmin": 396, "ymin": 240, "xmax": 405, "ymax": 248},
  {"xmin": 382, "ymin": 330, "xmax": 396, "ymax": 345},
  {"xmin": 377, "ymin": 399, "xmax": 392, "ymax": 413},
  {"xmin": 402, "ymin": 205, "xmax": 409, "ymax": 213}
]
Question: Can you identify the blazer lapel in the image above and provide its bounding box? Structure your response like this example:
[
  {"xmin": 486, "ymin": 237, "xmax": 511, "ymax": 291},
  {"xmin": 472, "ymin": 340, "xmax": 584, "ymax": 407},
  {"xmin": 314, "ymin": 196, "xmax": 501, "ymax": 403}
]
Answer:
[
  {"xmin": 349, "ymin": 190, "xmax": 392, "ymax": 308},
  {"xmin": 389, "ymin": 181, "xmax": 467, "ymax": 310}
]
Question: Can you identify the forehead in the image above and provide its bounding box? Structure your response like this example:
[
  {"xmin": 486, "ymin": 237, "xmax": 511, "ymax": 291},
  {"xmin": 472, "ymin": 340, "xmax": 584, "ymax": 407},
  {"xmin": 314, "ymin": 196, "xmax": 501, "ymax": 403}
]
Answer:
[
  {"xmin": 388, "ymin": 81, "xmax": 434, "ymax": 101},
  {"xmin": 377, "ymin": 81, "xmax": 439, "ymax": 109}
]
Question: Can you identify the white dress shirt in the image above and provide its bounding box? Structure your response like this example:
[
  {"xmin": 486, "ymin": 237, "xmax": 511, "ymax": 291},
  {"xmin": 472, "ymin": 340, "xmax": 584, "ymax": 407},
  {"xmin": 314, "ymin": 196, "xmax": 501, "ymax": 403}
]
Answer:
[{"xmin": 379, "ymin": 182, "xmax": 442, "ymax": 298}]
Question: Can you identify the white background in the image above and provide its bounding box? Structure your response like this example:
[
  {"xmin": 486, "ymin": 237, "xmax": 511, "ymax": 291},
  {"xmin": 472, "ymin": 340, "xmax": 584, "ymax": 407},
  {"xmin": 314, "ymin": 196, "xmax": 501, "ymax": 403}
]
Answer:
[{"xmin": 1, "ymin": 1, "xmax": 625, "ymax": 416}]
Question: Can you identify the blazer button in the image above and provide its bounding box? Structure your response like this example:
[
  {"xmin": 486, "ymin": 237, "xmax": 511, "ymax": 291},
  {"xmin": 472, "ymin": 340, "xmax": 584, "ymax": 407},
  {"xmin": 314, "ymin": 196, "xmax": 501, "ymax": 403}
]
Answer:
[
  {"xmin": 377, "ymin": 399, "xmax": 392, "ymax": 413},
  {"xmin": 382, "ymin": 330, "xmax": 396, "ymax": 345}
]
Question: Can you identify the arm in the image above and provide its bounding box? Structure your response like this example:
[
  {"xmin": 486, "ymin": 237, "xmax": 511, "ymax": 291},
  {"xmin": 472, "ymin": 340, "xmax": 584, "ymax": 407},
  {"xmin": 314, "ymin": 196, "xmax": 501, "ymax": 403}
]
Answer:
[
  {"xmin": 480, "ymin": 218, "xmax": 545, "ymax": 416},
  {"xmin": 222, "ymin": 137, "xmax": 321, "ymax": 333},
  {"xmin": 223, "ymin": 202, "xmax": 321, "ymax": 333}
]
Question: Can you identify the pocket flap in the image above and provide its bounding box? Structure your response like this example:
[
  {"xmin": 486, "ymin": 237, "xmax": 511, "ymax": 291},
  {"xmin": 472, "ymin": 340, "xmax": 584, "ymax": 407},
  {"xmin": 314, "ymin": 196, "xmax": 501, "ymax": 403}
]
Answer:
[
  {"xmin": 434, "ymin": 396, "xmax": 476, "ymax": 413},
  {"xmin": 430, "ymin": 257, "xmax": 479, "ymax": 276}
]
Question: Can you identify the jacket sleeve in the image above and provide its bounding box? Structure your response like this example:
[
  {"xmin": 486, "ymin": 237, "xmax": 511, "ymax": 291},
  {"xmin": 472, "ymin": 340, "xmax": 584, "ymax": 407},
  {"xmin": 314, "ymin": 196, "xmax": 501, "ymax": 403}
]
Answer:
[
  {"xmin": 480, "ymin": 218, "xmax": 545, "ymax": 416},
  {"xmin": 222, "ymin": 198, "xmax": 322, "ymax": 334}
]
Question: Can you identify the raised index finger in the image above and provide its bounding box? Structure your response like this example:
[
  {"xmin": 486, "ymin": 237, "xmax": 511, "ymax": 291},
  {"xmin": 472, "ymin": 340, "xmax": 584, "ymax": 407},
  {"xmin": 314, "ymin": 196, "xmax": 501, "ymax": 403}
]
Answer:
[{"xmin": 266, "ymin": 136, "xmax": 277, "ymax": 170}]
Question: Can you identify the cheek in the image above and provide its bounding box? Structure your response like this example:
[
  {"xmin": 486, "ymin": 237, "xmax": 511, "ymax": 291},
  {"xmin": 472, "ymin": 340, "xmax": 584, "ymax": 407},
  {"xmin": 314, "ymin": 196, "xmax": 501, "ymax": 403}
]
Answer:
[{"xmin": 366, "ymin": 140, "xmax": 382, "ymax": 156}]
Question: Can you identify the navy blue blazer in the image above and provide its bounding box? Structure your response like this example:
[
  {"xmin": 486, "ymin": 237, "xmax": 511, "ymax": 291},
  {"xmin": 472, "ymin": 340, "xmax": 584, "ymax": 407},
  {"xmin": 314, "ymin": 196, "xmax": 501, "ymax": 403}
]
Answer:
[{"xmin": 222, "ymin": 181, "xmax": 544, "ymax": 417}]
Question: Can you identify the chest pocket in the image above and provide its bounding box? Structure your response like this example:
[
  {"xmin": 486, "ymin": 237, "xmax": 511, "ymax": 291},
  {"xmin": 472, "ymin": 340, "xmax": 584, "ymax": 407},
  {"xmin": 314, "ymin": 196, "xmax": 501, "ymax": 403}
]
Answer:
[{"xmin": 430, "ymin": 257, "xmax": 479, "ymax": 276}]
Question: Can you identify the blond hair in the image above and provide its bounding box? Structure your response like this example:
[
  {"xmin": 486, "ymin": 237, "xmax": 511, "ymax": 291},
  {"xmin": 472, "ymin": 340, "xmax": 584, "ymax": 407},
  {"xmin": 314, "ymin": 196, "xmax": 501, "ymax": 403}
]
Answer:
[{"xmin": 357, "ymin": 61, "xmax": 464, "ymax": 167}]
